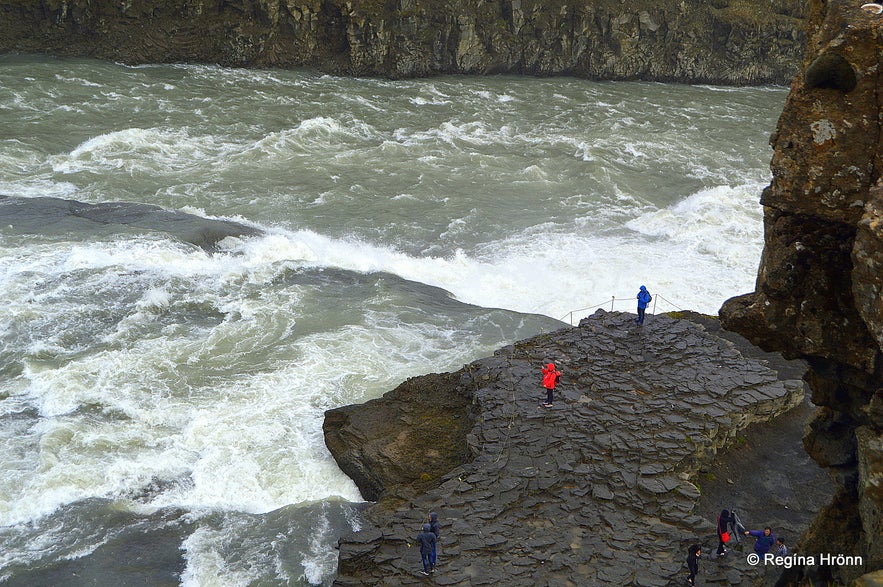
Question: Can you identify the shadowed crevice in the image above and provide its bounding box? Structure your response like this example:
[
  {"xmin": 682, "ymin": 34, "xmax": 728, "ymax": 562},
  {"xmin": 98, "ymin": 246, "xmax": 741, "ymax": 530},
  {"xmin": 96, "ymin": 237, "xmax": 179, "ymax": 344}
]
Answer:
[{"xmin": 805, "ymin": 52, "xmax": 858, "ymax": 92}]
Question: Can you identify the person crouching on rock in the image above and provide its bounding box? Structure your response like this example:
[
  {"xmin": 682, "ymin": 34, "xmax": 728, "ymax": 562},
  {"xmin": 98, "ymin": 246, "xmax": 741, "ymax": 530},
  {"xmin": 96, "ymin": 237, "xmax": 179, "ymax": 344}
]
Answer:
[
  {"xmin": 416, "ymin": 523, "xmax": 437, "ymax": 576},
  {"xmin": 541, "ymin": 362, "xmax": 561, "ymax": 408}
]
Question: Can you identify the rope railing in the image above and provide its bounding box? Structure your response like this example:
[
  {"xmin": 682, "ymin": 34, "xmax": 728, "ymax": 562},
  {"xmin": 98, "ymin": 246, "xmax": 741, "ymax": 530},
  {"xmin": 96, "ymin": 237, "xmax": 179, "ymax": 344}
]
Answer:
[{"xmin": 559, "ymin": 292, "xmax": 687, "ymax": 326}]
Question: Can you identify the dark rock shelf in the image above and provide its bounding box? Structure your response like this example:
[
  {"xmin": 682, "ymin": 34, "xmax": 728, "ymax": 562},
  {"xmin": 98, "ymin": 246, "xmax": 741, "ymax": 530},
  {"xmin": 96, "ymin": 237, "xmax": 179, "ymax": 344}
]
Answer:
[{"xmin": 325, "ymin": 310, "xmax": 830, "ymax": 586}]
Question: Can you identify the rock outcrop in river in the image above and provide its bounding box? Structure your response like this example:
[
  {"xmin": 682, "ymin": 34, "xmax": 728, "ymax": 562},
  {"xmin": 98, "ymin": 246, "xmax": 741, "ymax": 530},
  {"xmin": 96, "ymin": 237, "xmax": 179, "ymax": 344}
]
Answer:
[
  {"xmin": 324, "ymin": 311, "xmax": 826, "ymax": 586},
  {"xmin": 0, "ymin": 0, "xmax": 805, "ymax": 84},
  {"xmin": 719, "ymin": 0, "xmax": 883, "ymax": 584}
]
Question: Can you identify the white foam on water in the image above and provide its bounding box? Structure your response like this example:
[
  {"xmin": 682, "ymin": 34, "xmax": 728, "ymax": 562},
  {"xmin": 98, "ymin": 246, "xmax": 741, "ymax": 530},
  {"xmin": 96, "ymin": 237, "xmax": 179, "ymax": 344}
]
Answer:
[
  {"xmin": 0, "ymin": 62, "xmax": 787, "ymax": 586},
  {"xmin": 298, "ymin": 507, "xmax": 340, "ymax": 585},
  {"xmin": 0, "ymin": 512, "xmax": 113, "ymax": 581},
  {"xmin": 210, "ymin": 181, "xmax": 761, "ymax": 319},
  {"xmin": 3, "ymin": 228, "xmax": 524, "ymax": 526},
  {"xmin": 627, "ymin": 184, "xmax": 764, "ymax": 268},
  {"xmin": 233, "ymin": 116, "xmax": 380, "ymax": 161},
  {"xmin": 53, "ymin": 74, "xmax": 104, "ymax": 87},
  {"xmin": 49, "ymin": 128, "xmax": 245, "ymax": 176},
  {"xmin": 410, "ymin": 96, "xmax": 451, "ymax": 106},
  {"xmin": 179, "ymin": 502, "xmax": 357, "ymax": 587},
  {"xmin": 181, "ymin": 525, "xmax": 255, "ymax": 587},
  {"xmin": 0, "ymin": 178, "xmax": 80, "ymax": 200}
]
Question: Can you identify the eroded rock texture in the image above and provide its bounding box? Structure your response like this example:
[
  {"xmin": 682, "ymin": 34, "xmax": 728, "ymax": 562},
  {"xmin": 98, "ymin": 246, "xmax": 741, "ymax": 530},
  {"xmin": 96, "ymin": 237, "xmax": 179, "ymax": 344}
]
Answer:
[
  {"xmin": 325, "ymin": 311, "xmax": 821, "ymax": 586},
  {"xmin": 0, "ymin": 0, "xmax": 806, "ymax": 84},
  {"xmin": 719, "ymin": 1, "xmax": 882, "ymax": 583}
]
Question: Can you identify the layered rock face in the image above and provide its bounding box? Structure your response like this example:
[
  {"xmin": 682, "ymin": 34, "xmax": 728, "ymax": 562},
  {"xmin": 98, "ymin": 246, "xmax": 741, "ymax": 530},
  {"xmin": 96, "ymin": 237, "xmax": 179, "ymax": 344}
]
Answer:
[
  {"xmin": 0, "ymin": 0, "xmax": 805, "ymax": 84},
  {"xmin": 719, "ymin": 0, "xmax": 882, "ymax": 583},
  {"xmin": 324, "ymin": 311, "xmax": 823, "ymax": 586}
]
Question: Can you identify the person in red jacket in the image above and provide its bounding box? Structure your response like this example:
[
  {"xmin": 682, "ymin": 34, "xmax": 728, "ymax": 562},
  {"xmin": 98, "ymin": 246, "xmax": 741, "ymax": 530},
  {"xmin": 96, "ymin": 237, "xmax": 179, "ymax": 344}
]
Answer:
[{"xmin": 541, "ymin": 362, "xmax": 561, "ymax": 408}]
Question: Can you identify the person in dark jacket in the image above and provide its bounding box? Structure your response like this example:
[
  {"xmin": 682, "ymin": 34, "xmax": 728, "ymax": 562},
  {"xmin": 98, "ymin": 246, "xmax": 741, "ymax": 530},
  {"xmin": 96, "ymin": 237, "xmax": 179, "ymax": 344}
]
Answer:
[
  {"xmin": 686, "ymin": 543, "xmax": 701, "ymax": 586},
  {"xmin": 428, "ymin": 512, "xmax": 440, "ymax": 569},
  {"xmin": 744, "ymin": 527, "xmax": 776, "ymax": 558},
  {"xmin": 716, "ymin": 509, "xmax": 734, "ymax": 557},
  {"xmin": 541, "ymin": 362, "xmax": 561, "ymax": 408},
  {"xmin": 416, "ymin": 523, "xmax": 437, "ymax": 575},
  {"xmin": 636, "ymin": 285, "xmax": 652, "ymax": 325}
]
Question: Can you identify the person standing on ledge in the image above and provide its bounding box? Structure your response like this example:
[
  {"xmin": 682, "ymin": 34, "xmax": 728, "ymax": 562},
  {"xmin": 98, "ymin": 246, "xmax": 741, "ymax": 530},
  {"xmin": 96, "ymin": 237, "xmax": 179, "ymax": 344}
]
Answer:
[
  {"xmin": 636, "ymin": 285, "xmax": 652, "ymax": 325},
  {"xmin": 541, "ymin": 362, "xmax": 561, "ymax": 408},
  {"xmin": 775, "ymin": 536, "xmax": 788, "ymax": 557},
  {"xmin": 685, "ymin": 543, "xmax": 701, "ymax": 586},
  {"xmin": 416, "ymin": 523, "xmax": 437, "ymax": 576},
  {"xmin": 428, "ymin": 511, "xmax": 440, "ymax": 570},
  {"xmin": 744, "ymin": 526, "xmax": 776, "ymax": 558},
  {"xmin": 716, "ymin": 509, "xmax": 734, "ymax": 557}
]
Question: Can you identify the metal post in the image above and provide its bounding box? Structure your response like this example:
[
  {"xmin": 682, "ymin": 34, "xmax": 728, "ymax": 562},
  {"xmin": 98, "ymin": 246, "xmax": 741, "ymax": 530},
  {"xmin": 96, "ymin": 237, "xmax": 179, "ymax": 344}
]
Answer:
[{"xmin": 610, "ymin": 296, "xmax": 615, "ymax": 311}]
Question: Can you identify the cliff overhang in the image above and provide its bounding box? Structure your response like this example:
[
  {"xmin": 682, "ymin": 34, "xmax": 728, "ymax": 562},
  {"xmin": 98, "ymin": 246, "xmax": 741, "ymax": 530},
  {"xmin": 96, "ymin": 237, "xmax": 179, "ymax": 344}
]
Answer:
[{"xmin": 719, "ymin": 0, "xmax": 882, "ymax": 583}]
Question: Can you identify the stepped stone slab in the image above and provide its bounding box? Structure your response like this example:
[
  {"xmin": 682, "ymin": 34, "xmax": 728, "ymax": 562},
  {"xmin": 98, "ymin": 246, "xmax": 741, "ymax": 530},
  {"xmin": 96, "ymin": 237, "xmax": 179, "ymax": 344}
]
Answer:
[{"xmin": 325, "ymin": 311, "xmax": 822, "ymax": 586}]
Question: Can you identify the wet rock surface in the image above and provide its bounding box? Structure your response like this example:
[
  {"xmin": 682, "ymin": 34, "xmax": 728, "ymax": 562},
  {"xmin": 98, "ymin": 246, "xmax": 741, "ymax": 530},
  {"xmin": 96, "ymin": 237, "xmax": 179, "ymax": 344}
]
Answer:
[
  {"xmin": 0, "ymin": 195, "xmax": 261, "ymax": 251},
  {"xmin": 719, "ymin": 0, "xmax": 882, "ymax": 582},
  {"xmin": 325, "ymin": 311, "xmax": 827, "ymax": 586},
  {"xmin": 696, "ymin": 395, "xmax": 833, "ymax": 587}
]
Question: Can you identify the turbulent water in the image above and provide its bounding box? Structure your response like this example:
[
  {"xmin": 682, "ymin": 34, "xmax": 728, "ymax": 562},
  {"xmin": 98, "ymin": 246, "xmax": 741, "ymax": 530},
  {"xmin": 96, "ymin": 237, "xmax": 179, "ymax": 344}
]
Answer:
[{"xmin": 0, "ymin": 54, "xmax": 786, "ymax": 585}]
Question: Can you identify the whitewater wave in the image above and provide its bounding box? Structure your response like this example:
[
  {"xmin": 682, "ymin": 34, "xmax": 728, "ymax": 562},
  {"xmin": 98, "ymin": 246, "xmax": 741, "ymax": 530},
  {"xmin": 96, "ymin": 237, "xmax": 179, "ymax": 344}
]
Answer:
[{"xmin": 50, "ymin": 128, "xmax": 245, "ymax": 176}]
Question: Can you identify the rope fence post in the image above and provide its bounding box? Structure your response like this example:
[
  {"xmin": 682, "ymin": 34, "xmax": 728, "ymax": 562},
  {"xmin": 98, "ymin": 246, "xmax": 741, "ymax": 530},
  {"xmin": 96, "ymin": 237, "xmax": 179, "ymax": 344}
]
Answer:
[{"xmin": 562, "ymin": 291, "xmax": 684, "ymax": 325}]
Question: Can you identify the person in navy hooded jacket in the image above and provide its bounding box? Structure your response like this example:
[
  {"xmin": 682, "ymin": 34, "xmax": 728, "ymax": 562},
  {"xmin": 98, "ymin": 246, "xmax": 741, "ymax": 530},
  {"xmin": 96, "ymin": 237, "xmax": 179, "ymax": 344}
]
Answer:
[
  {"xmin": 416, "ymin": 523, "xmax": 437, "ymax": 575},
  {"xmin": 428, "ymin": 512, "xmax": 440, "ymax": 569},
  {"xmin": 636, "ymin": 285, "xmax": 652, "ymax": 325}
]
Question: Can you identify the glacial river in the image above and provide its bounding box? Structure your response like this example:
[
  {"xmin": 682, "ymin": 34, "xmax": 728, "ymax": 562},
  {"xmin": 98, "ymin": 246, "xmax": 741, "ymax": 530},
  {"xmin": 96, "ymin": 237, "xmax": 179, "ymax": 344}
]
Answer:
[{"xmin": 0, "ymin": 54, "xmax": 786, "ymax": 585}]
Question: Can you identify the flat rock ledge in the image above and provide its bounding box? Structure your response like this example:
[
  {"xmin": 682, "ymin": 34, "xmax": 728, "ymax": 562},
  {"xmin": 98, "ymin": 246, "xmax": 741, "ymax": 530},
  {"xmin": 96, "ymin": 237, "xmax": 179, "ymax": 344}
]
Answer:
[{"xmin": 324, "ymin": 310, "xmax": 812, "ymax": 586}]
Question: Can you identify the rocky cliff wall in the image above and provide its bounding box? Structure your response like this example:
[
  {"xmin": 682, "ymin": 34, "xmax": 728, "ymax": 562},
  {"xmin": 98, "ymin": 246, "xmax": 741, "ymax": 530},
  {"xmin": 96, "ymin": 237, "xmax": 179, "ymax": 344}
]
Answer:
[
  {"xmin": 719, "ymin": 0, "xmax": 882, "ymax": 583},
  {"xmin": 0, "ymin": 0, "xmax": 806, "ymax": 84}
]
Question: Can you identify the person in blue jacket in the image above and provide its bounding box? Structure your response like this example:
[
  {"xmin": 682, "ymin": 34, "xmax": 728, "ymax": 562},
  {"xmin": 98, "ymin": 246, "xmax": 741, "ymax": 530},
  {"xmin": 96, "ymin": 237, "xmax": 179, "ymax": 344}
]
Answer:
[
  {"xmin": 416, "ymin": 523, "xmax": 437, "ymax": 575},
  {"xmin": 636, "ymin": 285, "xmax": 652, "ymax": 325},
  {"xmin": 428, "ymin": 512, "xmax": 440, "ymax": 569},
  {"xmin": 745, "ymin": 526, "xmax": 776, "ymax": 558}
]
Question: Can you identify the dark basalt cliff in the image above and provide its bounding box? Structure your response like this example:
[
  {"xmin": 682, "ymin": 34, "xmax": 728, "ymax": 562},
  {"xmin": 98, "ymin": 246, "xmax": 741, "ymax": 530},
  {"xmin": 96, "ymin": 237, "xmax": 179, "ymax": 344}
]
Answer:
[
  {"xmin": 0, "ymin": 0, "xmax": 805, "ymax": 84},
  {"xmin": 719, "ymin": 0, "xmax": 882, "ymax": 584}
]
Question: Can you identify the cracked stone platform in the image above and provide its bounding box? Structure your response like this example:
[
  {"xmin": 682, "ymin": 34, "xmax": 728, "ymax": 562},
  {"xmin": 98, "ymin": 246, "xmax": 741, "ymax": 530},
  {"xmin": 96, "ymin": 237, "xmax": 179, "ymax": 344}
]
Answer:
[{"xmin": 324, "ymin": 311, "xmax": 816, "ymax": 586}]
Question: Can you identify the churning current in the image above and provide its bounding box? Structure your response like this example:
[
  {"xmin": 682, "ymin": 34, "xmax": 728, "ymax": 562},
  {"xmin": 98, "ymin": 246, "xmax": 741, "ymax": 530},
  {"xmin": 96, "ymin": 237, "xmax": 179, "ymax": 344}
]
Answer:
[{"xmin": 0, "ymin": 55, "xmax": 786, "ymax": 586}]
